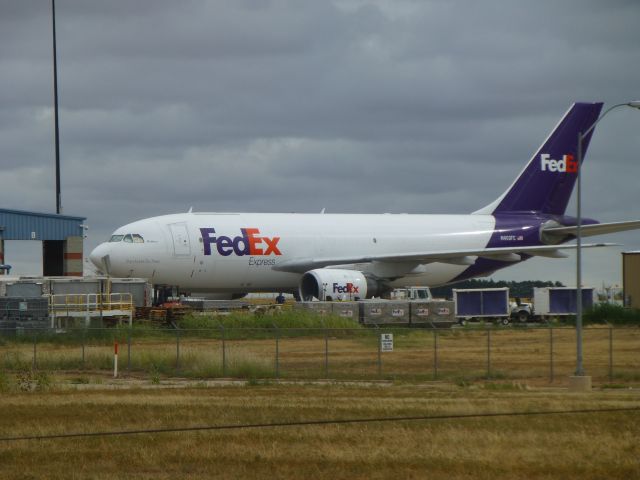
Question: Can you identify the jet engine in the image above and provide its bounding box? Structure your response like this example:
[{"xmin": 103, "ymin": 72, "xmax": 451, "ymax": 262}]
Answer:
[{"xmin": 299, "ymin": 269, "xmax": 388, "ymax": 301}]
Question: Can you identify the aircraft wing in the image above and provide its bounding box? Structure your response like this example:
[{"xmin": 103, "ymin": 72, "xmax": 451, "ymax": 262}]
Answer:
[
  {"xmin": 273, "ymin": 242, "xmax": 618, "ymax": 274},
  {"xmin": 542, "ymin": 220, "xmax": 640, "ymax": 238}
]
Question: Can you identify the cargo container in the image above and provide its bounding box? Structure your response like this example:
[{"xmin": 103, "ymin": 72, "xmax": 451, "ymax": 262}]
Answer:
[
  {"xmin": 453, "ymin": 288, "xmax": 510, "ymax": 325},
  {"xmin": 532, "ymin": 287, "xmax": 596, "ymax": 317},
  {"xmin": 0, "ymin": 297, "xmax": 49, "ymax": 333},
  {"xmin": 294, "ymin": 301, "xmax": 333, "ymax": 316},
  {"xmin": 108, "ymin": 278, "xmax": 152, "ymax": 308},
  {"xmin": 361, "ymin": 300, "xmax": 410, "ymax": 325},
  {"xmin": 410, "ymin": 300, "xmax": 456, "ymax": 328},
  {"xmin": 0, "ymin": 279, "xmax": 45, "ymax": 297}
]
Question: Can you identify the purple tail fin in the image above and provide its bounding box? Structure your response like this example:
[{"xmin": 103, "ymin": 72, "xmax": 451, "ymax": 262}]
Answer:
[{"xmin": 474, "ymin": 102, "xmax": 603, "ymax": 215}]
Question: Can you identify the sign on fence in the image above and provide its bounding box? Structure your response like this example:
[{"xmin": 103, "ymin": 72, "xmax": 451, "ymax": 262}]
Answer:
[{"xmin": 380, "ymin": 333, "xmax": 393, "ymax": 352}]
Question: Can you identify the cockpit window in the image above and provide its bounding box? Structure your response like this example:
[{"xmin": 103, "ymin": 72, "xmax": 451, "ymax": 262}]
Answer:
[{"xmin": 109, "ymin": 234, "xmax": 144, "ymax": 243}]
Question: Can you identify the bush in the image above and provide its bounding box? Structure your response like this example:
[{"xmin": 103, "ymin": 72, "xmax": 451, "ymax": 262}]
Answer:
[
  {"xmin": 584, "ymin": 304, "xmax": 640, "ymax": 325},
  {"xmin": 177, "ymin": 309, "xmax": 363, "ymax": 334},
  {"xmin": 15, "ymin": 368, "xmax": 52, "ymax": 392}
]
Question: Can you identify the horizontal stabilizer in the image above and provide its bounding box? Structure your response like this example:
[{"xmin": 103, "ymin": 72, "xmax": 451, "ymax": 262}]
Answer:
[
  {"xmin": 438, "ymin": 256, "xmax": 476, "ymax": 266},
  {"xmin": 542, "ymin": 220, "xmax": 640, "ymax": 238},
  {"xmin": 479, "ymin": 253, "xmax": 521, "ymax": 262},
  {"xmin": 531, "ymin": 249, "xmax": 569, "ymax": 259}
]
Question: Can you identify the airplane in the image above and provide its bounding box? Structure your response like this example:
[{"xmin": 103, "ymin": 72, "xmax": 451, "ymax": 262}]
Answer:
[{"xmin": 89, "ymin": 102, "xmax": 640, "ymax": 301}]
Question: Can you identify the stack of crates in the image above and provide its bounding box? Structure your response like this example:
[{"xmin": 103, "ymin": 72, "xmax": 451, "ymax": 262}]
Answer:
[{"xmin": 0, "ymin": 297, "xmax": 49, "ymax": 334}]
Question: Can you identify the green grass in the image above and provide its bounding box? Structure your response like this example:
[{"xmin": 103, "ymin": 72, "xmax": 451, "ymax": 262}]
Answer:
[
  {"xmin": 178, "ymin": 309, "xmax": 364, "ymax": 330},
  {"xmin": 584, "ymin": 304, "xmax": 640, "ymax": 325}
]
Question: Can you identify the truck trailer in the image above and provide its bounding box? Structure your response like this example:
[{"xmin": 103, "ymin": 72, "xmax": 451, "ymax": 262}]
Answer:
[
  {"xmin": 510, "ymin": 287, "xmax": 597, "ymax": 322},
  {"xmin": 453, "ymin": 288, "xmax": 511, "ymax": 325}
]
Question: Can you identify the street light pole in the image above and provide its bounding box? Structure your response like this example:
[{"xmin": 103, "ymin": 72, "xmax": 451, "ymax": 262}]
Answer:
[
  {"xmin": 576, "ymin": 127, "xmax": 583, "ymax": 375},
  {"xmin": 52, "ymin": 0, "xmax": 62, "ymax": 214},
  {"xmin": 575, "ymin": 101, "xmax": 640, "ymax": 378}
]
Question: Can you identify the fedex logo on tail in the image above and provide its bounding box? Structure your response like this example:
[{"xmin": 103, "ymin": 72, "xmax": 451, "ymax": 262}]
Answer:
[
  {"xmin": 200, "ymin": 228, "xmax": 282, "ymax": 256},
  {"xmin": 540, "ymin": 153, "xmax": 577, "ymax": 173}
]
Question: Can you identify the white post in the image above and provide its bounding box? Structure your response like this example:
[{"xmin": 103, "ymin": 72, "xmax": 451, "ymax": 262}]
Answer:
[{"xmin": 114, "ymin": 341, "xmax": 119, "ymax": 378}]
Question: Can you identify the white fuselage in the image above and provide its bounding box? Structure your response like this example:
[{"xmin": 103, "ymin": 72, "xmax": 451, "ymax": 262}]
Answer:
[
  {"xmin": 90, "ymin": 212, "xmax": 497, "ymax": 293},
  {"xmin": 89, "ymin": 103, "xmax": 638, "ymax": 296}
]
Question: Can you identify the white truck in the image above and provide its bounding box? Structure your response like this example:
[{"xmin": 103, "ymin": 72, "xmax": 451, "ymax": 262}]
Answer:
[{"xmin": 391, "ymin": 287, "xmax": 433, "ymax": 301}]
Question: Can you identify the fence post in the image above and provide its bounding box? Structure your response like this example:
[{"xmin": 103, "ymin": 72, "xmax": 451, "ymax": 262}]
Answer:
[
  {"xmin": 32, "ymin": 330, "xmax": 37, "ymax": 370},
  {"xmin": 377, "ymin": 332, "xmax": 382, "ymax": 377},
  {"xmin": 433, "ymin": 330, "xmax": 438, "ymax": 380},
  {"xmin": 175, "ymin": 327, "xmax": 180, "ymax": 375},
  {"xmin": 324, "ymin": 330, "xmax": 329, "ymax": 378},
  {"xmin": 220, "ymin": 325, "xmax": 227, "ymax": 377},
  {"xmin": 549, "ymin": 326, "xmax": 554, "ymax": 383},
  {"xmin": 274, "ymin": 324, "xmax": 280, "ymax": 379},
  {"xmin": 609, "ymin": 327, "xmax": 613, "ymax": 382},
  {"xmin": 81, "ymin": 328, "xmax": 86, "ymax": 370},
  {"xmin": 127, "ymin": 329, "xmax": 132, "ymax": 374},
  {"xmin": 486, "ymin": 326, "xmax": 491, "ymax": 379}
]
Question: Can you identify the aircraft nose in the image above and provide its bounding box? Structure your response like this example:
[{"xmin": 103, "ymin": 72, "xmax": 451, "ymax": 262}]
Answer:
[{"xmin": 89, "ymin": 243, "xmax": 111, "ymax": 274}]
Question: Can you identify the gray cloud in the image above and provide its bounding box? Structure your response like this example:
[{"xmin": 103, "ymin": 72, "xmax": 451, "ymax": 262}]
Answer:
[{"xmin": 1, "ymin": 0, "xmax": 639, "ymax": 286}]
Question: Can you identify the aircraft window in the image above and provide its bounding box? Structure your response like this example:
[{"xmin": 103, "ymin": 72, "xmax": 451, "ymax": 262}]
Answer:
[
  {"xmin": 109, "ymin": 235, "xmax": 124, "ymax": 242},
  {"xmin": 123, "ymin": 234, "xmax": 133, "ymax": 243},
  {"xmin": 132, "ymin": 234, "xmax": 144, "ymax": 243}
]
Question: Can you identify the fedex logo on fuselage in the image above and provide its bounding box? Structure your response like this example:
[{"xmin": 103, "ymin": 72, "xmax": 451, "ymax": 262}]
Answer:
[
  {"xmin": 200, "ymin": 228, "xmax": 281, "ymax": 256},
  {"xmin": 540, "ymin": 153, "xmax": 577, "ymax": 173}
]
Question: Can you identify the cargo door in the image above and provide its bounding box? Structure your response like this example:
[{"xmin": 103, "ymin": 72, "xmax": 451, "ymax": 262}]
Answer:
[
  {"xmin": 455, "ymin": 291, "xmax": 481, "ymax": 316},
  {"xmin": 549, "ymin": 289, "xmax": 574, "ymax": 314},
  {"xmin": 169, "ymin": 223, "xmax": 191, "ymax": 256},
  {"xmin": 482, "ymin": 290, "xmax": 508, "ymax": 315}
]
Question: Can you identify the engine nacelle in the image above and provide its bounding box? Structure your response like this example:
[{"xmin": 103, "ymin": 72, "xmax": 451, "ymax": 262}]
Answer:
[{"xmin": 299, "ymin": 269, "xmax": 387, "ymax": 301}]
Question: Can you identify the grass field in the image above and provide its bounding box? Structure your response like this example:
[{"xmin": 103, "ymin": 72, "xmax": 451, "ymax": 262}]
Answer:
[
  {"xmin": 1, "ymin": 326, "xmax": 639, "ymax": 386},
  {"xmin": 0, "ymin": 382, "xmax": 638, "ymax": 479}
]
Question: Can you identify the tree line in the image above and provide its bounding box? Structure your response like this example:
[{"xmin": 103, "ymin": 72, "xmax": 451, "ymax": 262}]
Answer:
[{"xmin": 430, "ymin": 279, "xmax": 564, "ymax": 299}]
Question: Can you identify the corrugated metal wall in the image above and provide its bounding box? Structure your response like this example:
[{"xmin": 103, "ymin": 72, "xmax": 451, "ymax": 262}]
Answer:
[{"xmin": 0, "ymin": 209, "xmax": 85, "ymax": 241}]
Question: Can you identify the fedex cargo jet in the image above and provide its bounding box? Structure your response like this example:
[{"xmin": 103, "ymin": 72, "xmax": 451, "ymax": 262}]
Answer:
[{"xmin": 90, "ymin": 102, "xmax": 640, "ymax": 300}]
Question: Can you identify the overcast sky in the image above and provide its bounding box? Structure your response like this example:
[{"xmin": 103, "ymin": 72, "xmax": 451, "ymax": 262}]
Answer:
[{"xmin": 1, "ymin": 0, "xmax": 639, "ymax": 288}]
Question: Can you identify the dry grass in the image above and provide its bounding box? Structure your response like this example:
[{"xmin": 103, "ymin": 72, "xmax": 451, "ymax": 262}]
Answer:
[
  {"xmin": 1, "ymin": 326, "xmax": 639, "ymax": 386},
  {"xmin": 0, "ymin": 383, "xmax": 638, "ymax": 479}
]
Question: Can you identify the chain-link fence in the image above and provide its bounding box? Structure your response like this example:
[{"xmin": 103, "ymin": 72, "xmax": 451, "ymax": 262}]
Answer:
[{"xmin": 1, "ymin": 326, "xmax": 638, "ymax": 383}]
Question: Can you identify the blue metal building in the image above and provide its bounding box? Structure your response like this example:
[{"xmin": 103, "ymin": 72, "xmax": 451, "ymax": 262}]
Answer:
[
  {"xmin": 0, "ymin": 208, "xmax": 86, "ymax": 276},
  {"xmin": 0, "ymin": 209, "xmax": 85, "ymax": 240}
]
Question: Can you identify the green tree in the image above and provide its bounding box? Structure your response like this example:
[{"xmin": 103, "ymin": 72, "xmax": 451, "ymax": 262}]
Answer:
[{"xmin": 430, "ymin": 279, "xmax": 563, "ymax": 299}]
